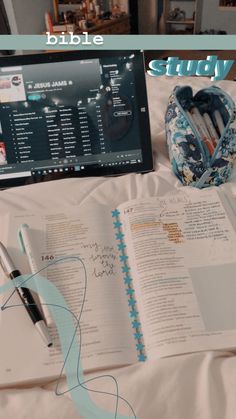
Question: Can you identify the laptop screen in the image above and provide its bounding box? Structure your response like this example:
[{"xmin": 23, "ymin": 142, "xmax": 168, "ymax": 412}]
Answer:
[{"xmin": 0, "ymin": 50, "xmax": 153, "ymax": 188}]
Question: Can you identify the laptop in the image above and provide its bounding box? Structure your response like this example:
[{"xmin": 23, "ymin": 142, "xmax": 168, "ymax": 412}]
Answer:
[{"xmin": 0, "ymin": 50, "xmax": 153, "ymax": 188}]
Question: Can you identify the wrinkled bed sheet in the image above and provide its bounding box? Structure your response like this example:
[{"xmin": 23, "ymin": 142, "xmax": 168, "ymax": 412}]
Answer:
[{"xmin": 1, "ymin": 76, "xmax": 236, "ymax": 419}]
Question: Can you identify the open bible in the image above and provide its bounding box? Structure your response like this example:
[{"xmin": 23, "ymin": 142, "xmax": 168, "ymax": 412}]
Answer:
[{"xmin": 1, "ymin": 188, "xmax": 236, "ymax": 385}]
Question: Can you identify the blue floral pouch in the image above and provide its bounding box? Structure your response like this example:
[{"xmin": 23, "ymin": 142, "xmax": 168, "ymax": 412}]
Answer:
[{"xmin": 165, "ymin": 85, "xmax": 236, "ymax": 187}]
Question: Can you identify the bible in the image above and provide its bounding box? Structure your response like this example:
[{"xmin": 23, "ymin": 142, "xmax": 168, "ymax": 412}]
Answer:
[{"xmin": 1, "ymin": 188, "xmax": 236, "ymax": 385}]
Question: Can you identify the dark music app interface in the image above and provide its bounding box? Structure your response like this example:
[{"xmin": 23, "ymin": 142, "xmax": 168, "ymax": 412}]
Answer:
[{"xmin": 0, "ymin": 54, "xmax": 144, "ymax": 180}]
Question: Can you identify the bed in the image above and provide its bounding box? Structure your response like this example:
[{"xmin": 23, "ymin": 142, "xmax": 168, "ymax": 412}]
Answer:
[{"xmin": 1, "ymin": 75, "xmax": 236, "ymax": 419}]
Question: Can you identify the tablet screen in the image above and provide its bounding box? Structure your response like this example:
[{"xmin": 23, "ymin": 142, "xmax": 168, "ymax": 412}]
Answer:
[{"xmin": 0, "ymin": 50, "xmax": 153, "ymax": 188}]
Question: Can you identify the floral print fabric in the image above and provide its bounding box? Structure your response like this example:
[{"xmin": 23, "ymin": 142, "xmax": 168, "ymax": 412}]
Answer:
[{"xmin": 165, "ymin": 86, "xmax": 236, "ymax": 188}]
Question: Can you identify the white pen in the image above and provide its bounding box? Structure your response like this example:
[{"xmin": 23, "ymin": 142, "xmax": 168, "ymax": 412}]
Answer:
[
  {"xmin": 18, "ymin": 224, "xmax": 52, "ymax": 326},
  {"xmin": 214, "ymin": 110, "xmax": 225, "ymax": 136},
  {"xmin": 0, "ymin": 242, "xmax": 52, "ymax": 347},
  {"xmin": 190, "ymin": 107, "xmax": 215, "ymax": 155}
]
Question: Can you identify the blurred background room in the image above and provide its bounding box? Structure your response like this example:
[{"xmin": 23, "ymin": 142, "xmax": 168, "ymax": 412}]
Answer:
[{"xmin": 0, "ymin": 0, "xmax": 236, "ymax": 35}]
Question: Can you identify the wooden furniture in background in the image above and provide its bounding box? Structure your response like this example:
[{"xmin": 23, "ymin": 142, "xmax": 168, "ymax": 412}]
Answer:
[
  {"xmin": 81, "ymin": 15, "xmax": 130, "ymax": 34},
  {"xmin": 51, "ymin": 0, "xmax": 130, "ymax": 34},
  {"xmin": 52, "ymin": 0, "xmax": 60, "ymax": 22},
  {"xmin": 50, "ymin": 16, "xmax": 130, "ymax": 35},
  {"xmin": 162, "ymin": 0, "xmax": 203, "ymax": 34}
]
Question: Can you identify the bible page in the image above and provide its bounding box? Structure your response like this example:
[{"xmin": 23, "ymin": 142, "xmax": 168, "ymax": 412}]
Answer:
[
  {"xmin": 0, "ymin": 206, "xmax": 137, "ymax": 385},
  {"xmin": 118, "ymin": 189, "xmax": 236, "ymax": 358}
]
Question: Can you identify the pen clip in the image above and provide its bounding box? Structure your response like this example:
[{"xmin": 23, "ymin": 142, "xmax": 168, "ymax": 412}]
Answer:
[
  {"xmin": 18, "ymin": 224, "xmax": 29, "ymax": 253},
  {"xmin": 0, "ymin": 255, "xmax": 7, "ymax": 276}
]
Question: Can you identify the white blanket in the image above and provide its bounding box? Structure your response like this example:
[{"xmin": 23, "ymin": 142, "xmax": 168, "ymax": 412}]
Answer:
[{"xmin": 1, "ymin": 75, "xmax": 236, "ymax": 419}]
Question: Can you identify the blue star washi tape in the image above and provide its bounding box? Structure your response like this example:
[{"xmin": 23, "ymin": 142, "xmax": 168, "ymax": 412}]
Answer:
[
  {"xmin": 118, "ymin": 243, "xmax": 126, "ymax": 251},
  {"xmin": 126, "ymin": 288, "xmax": 135, "ymax": 295},
  {"xmin": 128, "ymin": 298, "xmax": 136, "ymax": 307},
  {"xmin": 138, "ymin": 354, "xmax": 147, "ymax": 362},
  {"xmin": 134, "ymin": 332, "xmax": 143, "ymax": 339},
  {"xmin": 112, "ymin": 208, "xmax": 146, "ymax": 364},
  {"xmin": 129, "ymin": 310, "xmax": 138, "ymax": 318},
  {"xmin": 132, "ymin": 320, "xmax": 141, "ymax": 329},
  {"xmin": 136, "ymin": 343, "xmax": 145, "ymax": 351},
  {"xmin": 111, "ymin": 209, "xmax": 120, "ymax": 218},
  {"xmin": 124, "ymin": 276, "xmax": 132, "ymax": 284},
  {"xmin": 116, "ymin": 232, "xmax": 124, "ymax": 240},
  {"xmin": 113, "ymin": 220, "xmax": 122, "ymax": 228}
]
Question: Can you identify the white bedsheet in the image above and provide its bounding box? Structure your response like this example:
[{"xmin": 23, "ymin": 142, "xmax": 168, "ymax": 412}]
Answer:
[{"xmin": 1, "ymin": 76, "xmax": 236, "ymax": 419}]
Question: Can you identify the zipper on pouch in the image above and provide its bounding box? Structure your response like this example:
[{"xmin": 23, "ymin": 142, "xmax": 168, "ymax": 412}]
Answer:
[{"xmin": 202, "ymin": 86, "xmax": 235, "ymax": 166}]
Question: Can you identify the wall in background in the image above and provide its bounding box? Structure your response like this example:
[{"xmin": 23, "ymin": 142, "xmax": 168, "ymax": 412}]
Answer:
[
  {"xmin": 3, "ymin": 0, "xmax": 236, "ymax": 34},
  {"xmin": 3, "ymin": 0, "xmax": 53, "ymax": 34},
  {"xmin": 201, "ymin": 0, "xmax": 236, "ymax": 33},
  {"xmin": 164, "ymin": 0, "xmax": 236, "ymax": 33},
  {"xmin": 120, "ymin": 0, "xmax": 129, "ymax": 13},
  {"xmin": 3, "ymin": 0, "xmax": 17, "ymax": 34}
]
